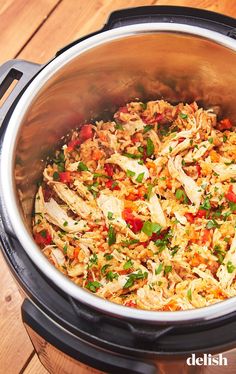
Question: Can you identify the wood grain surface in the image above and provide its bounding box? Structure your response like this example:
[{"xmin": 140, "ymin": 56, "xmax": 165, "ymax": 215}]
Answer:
[{"xmin": 0, "ymin": 1, "xmax": 235, "ymax": 373}]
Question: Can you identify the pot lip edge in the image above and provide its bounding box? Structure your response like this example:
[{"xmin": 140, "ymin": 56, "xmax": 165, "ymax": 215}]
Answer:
[{"xmin": 1, "ymin": 22, "xmax": 236, "ymax": 324}]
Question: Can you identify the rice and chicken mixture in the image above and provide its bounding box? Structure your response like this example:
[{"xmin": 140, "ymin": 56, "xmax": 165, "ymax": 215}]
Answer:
[{"xmin": 33, "ymin": 99, "xmax": 236, "ymax": 311}]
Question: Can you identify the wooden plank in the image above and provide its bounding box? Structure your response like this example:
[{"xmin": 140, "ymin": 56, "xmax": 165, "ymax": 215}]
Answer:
[
  {"xmin": 0, "ymin": 0, "xmax": 61, "ymax": 64},
  {"xmin": 0, "ymin": 251, "xmax": 34, "ymax": 374},
  {"xmin": 18, "ymin": 0, "xmax": 156, "ymax": 63},
  {"xmin": 154, "ymin": 0, "xmax": 236, "ymax": 17},
  {"xmin": 23, "ymin": 353, "xmax": 48, "ymax": 374}
]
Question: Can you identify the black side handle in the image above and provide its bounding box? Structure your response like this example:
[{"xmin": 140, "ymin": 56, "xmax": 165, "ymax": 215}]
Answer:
[
  {"xmin": 22, "ymin": 299, "xmax": 157, "ymax": 374},
  {"xmin": 69, "ymin": 296, "xmax": 173, "ymax": 345},
  {"xmin": 56, "ymin": 5, "xmax": 236, "ymax": 57},
  {"xmin": 0, "ymin": 60, "xmax": 41, "ymax": 136},
  {"xmin": 106, "ymin": 6, "xmax": 236, "ymax": 35}
]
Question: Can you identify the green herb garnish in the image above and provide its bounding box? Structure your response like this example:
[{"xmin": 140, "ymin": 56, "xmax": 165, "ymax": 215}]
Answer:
[
  {"xmin": 123, "ymin": 270, "xmax": 148, "ymax": 289},
  {"xmin": 143, "ymin": 125, "xmax": 153, "ymax": 133},
  {"xmin": 179, "ymin": 113, "xmax": 188, "ymax": 119},
  {"xmin": 206, "ymin": 219, "xmax": 220, "ymax": 229},
  {"xmin": 227, "ymin": 261, "xmax": 236, "ymax": 274},
  {"xmin": 164, "ymin": 265, "xmax": 172, "ymax": 275},
  {"xmin": 86, "ymin": 281, "xmax": 101, "ymax": 293},
  {"xmin": 142, "ymin": 221, "xmax": 162, "ymax": 237},
  {"xmin": 136, "ymin": 172, "xmax": 145, "ymax": 183},
  {"xmin": 123, "ymin": 259, "xmax": 133, "ymax": 270},
  {"xmin": 126, "ymin": 169, "xmax": 136, "ymax": 178},
  {"xmin": 78, "ymin": 162, "xmax": 89, "ymax": 171},
  {"xmin": 187, "ymin": 289, "xmax": 192, "ymax": 301},
  {"xmin": 146, "ymin": 138, "xmax": 154, "ymax": 157},
  {"xmin": 155, "ymin": 263, "xmax": 163, "ymax": 275},
  {"xmin": 108, "ymin": 225, "xmax": 116, "ymax": 246}
]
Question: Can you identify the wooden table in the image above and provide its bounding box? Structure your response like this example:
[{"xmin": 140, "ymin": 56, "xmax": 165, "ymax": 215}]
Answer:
[{"xmin": 0, "ymin": 1, "xmax": 235, "ymax": 373}]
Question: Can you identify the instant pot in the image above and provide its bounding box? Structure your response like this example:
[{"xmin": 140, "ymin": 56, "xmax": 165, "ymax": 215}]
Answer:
[{"xmin": 1, "ymin": 6, "xmax": 236, "ymax": 373}]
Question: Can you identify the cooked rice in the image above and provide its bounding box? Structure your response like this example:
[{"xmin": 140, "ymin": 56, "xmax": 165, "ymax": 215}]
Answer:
[{"xmin": 32, "ymin": 99, "xmax": 236, "ymax": 311}]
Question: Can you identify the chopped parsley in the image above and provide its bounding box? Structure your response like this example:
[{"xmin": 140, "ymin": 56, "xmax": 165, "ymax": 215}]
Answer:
[
  {"xmin": 104, "ymin": 253, "xmax": 113, "ymax": 260},
  {"xmin": 121, "ymin": 239, "xmax": 139, "ymax": 246},
  {"xmin": 155, "ymin": 263, "xmax": 163, "ymax": 275},
  {"xmin": 206, "ymin": 219, "xmax": 220, "ymax": 229},
  {"xmin": 53, "ymin": 171, "xmax": 60, "ymax": 180},
  {"xmin": 123, "ymin": 153, "xmax": 142, "ymax": 159},
  {"xmin": 208, "ymin": 137, "xmax": 213, "ymax": 144},
  {"xmin": 179, "ymin": 113, "xmax": 188, "ymax": 119},
  {"xmin": 106, "ymin": 271, "xmax": 119, "ymax": 282},
  {"xmin": 223, "ymin": 134, "xmax": 227, "ymax": 143},
  {"xmin": 107, "ymin": 211, "xmax": 113, "ymax": 220},
  {"xmin": 86, "ymin": 281, "xmax": 101, "ymax": 293},
  {"xmin": 143, "ymin": 125, "xmax": 153, "ymax": 133},
  {"xmin": 77, "ymin": 162, "xmax": 89, "ymax": 171},
  {"xmin": 88, "ymin": 253, "xmax": 98, "ymax": 267},
  {"xmin": 146, "ymin": 138, "xmax": 154, "ymax": 157},
  {"xmin": 142, "ymin": 221, "xmax": 162, "ymax": 237},
  {"xmin": 101, "ymin": 264, "xmax": 111, "ymax": 275},
  {"xmin": 123, "ymin": 259, "xmax": 133, "ymax": 270},
  {"xmin": 126, "ymin": 169, "xmax": 136, "ymax": 178},
  {"xmin": 115, "ymin": 123, "xmax": 124, "ymax": 130},
  {"xmin": 123, "ymin": 270, "xmax": 148, "ymax": 289},
  {"xmin": 108, "ymin": 225, "xmax": 116, "ymax": 246},
  {"xmin": 63, "ymin": 221, "xmax": 68, "ymax": 227},
  {"xmin": 164, "ymin": 265, "xmax": 172, "ymax": 275},
  {"xmin": 136, "ymin": 172, "xmax": 145, "ymax": 183},
  {"xmin": 227, "ymin": 261, "xmax": 236, "ymax": 274},
  {"xmin": 200, "ymin": 197, "xmax": 211, "ymax": 210},
  {"xmin": 187, "ymin": 289, "xmax": 192, "ymax": 301},
  {"xmin": 175, "ymin": 188, "xmax": 189, "ymax": 204}
]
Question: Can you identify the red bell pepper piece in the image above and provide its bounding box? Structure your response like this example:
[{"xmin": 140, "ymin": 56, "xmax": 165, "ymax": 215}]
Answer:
[
  {"xmin": 225, "ymin": 185, "xmax": 236, "ymax": 203},
  {"xmin": 59, "ymin": 171, "xmax": 71, "ymax": 184},
  {"xmin": 185, "ymin": 213, "xmax": 195, "ymax": 223},
  {"xmin": 202, "ymin": 229, "xmax": 211, "ymax": 244},
  {"xmin": 217, "ymin": 118, "xmax": 233, "ymax": 131},
  {"xmin": 124, "ymin": 300, "xmax": 137, "ymax": 308},
  {"xmin": 104, "ymin": 163, "xmax": 114, "ymax": 177},
  {"xmin": 196, "ymin": 209, "xmax": 207, "ymax": 218},
  {"xmin": 141, "ymin": 112, "xmax": 163, "ymax": 124},
  {"xmin": 122, "ymin": 208, "xmax": 143, "ymax": 233},
  {"xmin": 34, "ymin": 230, "xmax": 52, "ymax": 246},
  {"xmin": 196, "ymin": 163, "xmax": 201, "ymax": 177},
  {"xmin": 105, "ymin": 180, "xmax": 119, "ymax": 191}
]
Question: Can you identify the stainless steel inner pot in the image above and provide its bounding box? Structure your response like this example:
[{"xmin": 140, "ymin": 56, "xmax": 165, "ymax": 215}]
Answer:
[{"xmin": 1, "ymin": 23, "xmax": 236, "ymax": 324}]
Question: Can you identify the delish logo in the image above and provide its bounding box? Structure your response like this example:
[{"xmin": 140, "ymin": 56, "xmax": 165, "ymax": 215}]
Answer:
[{"xmin": 186, "ymin": 353, "xmax": 227, "ymax": 366}]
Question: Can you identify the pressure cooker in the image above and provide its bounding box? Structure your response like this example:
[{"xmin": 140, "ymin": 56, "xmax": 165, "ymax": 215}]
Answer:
[{"xmin": 1, "ymin": 6, "xmax": 236, "ymax": 373}]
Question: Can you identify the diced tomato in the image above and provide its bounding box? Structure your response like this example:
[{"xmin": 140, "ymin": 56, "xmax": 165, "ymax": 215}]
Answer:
[
  {"xmin": 67, "ymin": 139, "xmax": 81, "ymax": 152},
  {"xmin": 141, "ymin": 113, "xmax": 163, "ymax": 124},
  {"xmin": 59, "ymin": 171, "xmax": 71, "ymax": 183},
  {"xmin": 79, "ymin": 124, "xmax": 93, "ymax": 142},
  {"xmin": 34, "ymin": 230, "xmax": 52, "ymax": 246},
  {"xmin": 202, "ymin": 229, "xmax": 212, "ymax": 244},
  {"xmin": 196, "ymin": 163, "xmax": 201, "ymax": 177},
  {"xmin": 104, "ymin": 163, "xmax": 114, "ymax": 177},
  {"xmin": 92, "ymin": 149, "xmax": 103, "ymax": 161},
  {"xmin": 124, "ymin": 300, "xmax": 137, "ymax": 308},
  {"xmin": 105, "ymin": 179, "xmax": 119, "ymax": 190},
  {"xmin": 102, "ymin": 225, "xmax": 108, "ymax": 232},
  {"xmin": 73, "ymin": 247, "xmax": 80, "ymax": 259},
  {"xmin": 178, "ymin": 137, "xmax": 185, "ymax": 144},
  {"xmin": 131, "ymin": 133, "xmax": 142, "ymax": 143},
  {"xmin": 126, "ymin": 192, "xmax": 137, "ymax": 201},
  {"xmin": 225, "ymin": 185, "xmax": 236, "ymax": 203},
  {"xmin": 185, "ymin": 213, "xmax": 195, "ymax": 223},
  {"xmin": 122, "ymin": 208, "xmax": 143, "ymax": 233},
  {"xmin": 114, "ymin": 106, "xmax": 129, "ymax": 121},
  {"xmin": 217, "ymin": 118, "xmax": 233, "ymax": 131},
  {"xmin": 196, "ymin": 209, "xmax": 207, "ymax": 218}
]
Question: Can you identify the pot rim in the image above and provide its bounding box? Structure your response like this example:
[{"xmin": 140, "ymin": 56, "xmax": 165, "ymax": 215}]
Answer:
[{"xmin": 1, "ymin": 23, "xmax": 236, "ymax": 324}]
